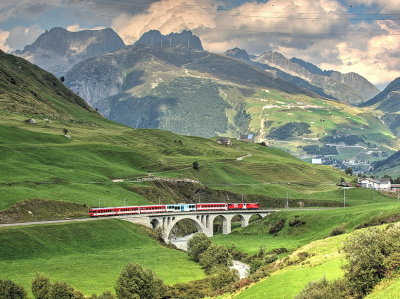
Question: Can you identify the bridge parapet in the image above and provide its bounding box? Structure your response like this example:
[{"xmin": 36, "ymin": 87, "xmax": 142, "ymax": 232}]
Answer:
[{"xmin": 121, "ymin": 211, "xmax": 271, "ymax": 242}]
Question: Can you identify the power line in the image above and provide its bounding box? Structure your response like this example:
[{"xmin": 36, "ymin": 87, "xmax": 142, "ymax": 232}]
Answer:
[{"xmin": 30, "ymin": 1, "xmax": 400, "ymax": 21}]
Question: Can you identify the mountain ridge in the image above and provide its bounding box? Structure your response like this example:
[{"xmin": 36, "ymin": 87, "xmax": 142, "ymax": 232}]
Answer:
[
  {"xmin": 254, "ymin": 50, "xmax": 379, "ymax": 105},
  {"xmin": 14, "ymin": 27, "xmax": 125, "ymax": 77}
]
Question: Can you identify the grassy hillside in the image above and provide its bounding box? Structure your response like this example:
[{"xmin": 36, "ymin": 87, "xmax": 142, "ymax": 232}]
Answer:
[
  {"xmin": 373, "ymin": 150, "xmax": 400, "ymax": 177},
  {"xmin": 230, "ymin": 220, "xmax": 400, "ymax": 299},
  {"xmin": 0, "ymin": 108, "xmax": 354, "ymax": 219},
  {"xmin": 0, "ymin": 49, "xmax": 95, "ymax": 118},
  {"xmin": 0, "ymin": 219, "xmax": 205, "ymax": 295},
  {"xmin": 233, "ymin": 232, "xmax": 347, "ymax": 298},
  {"xmin": 213, "ymin": 201, "xmax": 400, "ymax": 254},
  {"xmin": 366, "ymin": 274, "xmax": 400, "ymax": 299}
]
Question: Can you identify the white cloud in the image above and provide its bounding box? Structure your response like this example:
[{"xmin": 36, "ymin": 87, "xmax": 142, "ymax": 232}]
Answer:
[
  {"xmin": 5, "ymin": 24, "xmax": 44, "ymax": 51},
  {"xmin": 112, "ymin": 0, "xmax": 217, "ymax": 45},
  {"xmin": 66, "ymin": 24, "xmax": 106, "ymax": 32},
  {"xmin": 112, "ymin": 0, "xmax": 345, "ymax": 48},
  {"xmin": 350, "ymin": 0, "xmax": 400, "ymax": 12},
  {"xmin": 0, "ymin": 30, "xmax": 10, "ymax": 52},
  {"xmin": 318, "ymin": 21, "xmax": 400, "ymax": 86}
]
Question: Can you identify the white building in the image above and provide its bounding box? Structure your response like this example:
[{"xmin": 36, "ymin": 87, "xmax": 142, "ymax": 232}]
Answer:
[
  {"xmin": 358, "ymin": 178, "xmax": 391, "ymax": 191},
  {"xmin": 311, "ymin": 158, "xmax": 322, "ymax": 165}
]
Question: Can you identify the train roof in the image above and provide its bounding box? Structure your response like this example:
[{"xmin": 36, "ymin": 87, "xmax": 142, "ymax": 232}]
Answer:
[{"xmin": 89, "ymin": 202, "xmax": 258, "ymax": 211}]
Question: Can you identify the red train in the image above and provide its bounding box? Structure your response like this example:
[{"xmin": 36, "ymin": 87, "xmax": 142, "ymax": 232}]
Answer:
[{"xmin": 89, "ymin": 202, "xmax": 260, "ymax": 217}]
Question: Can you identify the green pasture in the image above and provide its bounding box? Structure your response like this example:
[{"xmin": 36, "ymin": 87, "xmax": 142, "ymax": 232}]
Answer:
[
  {"xmin": 213, "ymin": 202, "xmax": 400, "ymax": 254},
  {"xmin": 234, "ymin": 233, "xmax": 347, "ymax": 298},
  {"xmin": 0, "ymin": 219, "xmax": 205, "ymax": 296}
]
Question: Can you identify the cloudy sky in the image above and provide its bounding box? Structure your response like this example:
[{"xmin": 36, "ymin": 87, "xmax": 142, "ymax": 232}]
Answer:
[{"xmin": 1, "ymin": 0, "xmax": 400, "ymax": 88}]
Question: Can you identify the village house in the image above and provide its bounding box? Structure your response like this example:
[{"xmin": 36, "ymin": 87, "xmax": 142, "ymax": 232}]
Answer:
[
  {"xmin": 239, "ymin": 134, "xmax": 255, "ymax": 143},
  {"xmin": 358, "ymin": 178, "xmax": 392, "ymax": 191},
  {"xmin": 216, "ymin": 137, "xmax": 232, "ymax": 146},
  {"xmin": 391, "ymin": 184, "xmax": 400, "ymax": 192}
]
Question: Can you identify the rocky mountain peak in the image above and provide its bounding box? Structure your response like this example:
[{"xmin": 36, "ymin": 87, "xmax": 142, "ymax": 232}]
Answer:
[
  {"xmin": 135, "ymin": 29, "xmax": 204, "ymax": 51},
  {"xmin": 14, "ymin": 27, "xmax": 126, "ymax": 77},
  {"xmin": 254, "ymin": 50, "xmax": 379, "ymax": 104},
  {"xmin": 225, "ymin": 48, "xmax": 250, "ymax": 61}
]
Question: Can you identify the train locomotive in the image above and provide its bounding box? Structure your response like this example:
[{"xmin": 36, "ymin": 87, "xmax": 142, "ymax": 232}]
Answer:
[{"xmin": 89, "ymin": 202, "xmax": 260, "ymax": 217}]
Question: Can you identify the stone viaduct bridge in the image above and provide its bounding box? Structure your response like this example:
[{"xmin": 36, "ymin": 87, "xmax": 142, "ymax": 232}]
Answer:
[{"xmin": 120, "ymin": 210, "xmax": 277, "ymax": 241}]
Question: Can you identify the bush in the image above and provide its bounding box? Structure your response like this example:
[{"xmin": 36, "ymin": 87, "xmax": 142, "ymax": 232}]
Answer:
[
  {"xmin": 342, "ymin": 226, "xmax": 399, "ymax": 296},
  {"xmin": 269, "ymin": 219, "xmax": 286, "ymax": 234},
  {"xmin": 295, "ymin": 277, "xmax": 347, "ymax": 299},
  {"xmin": 31, "ymin": 273, "xmax": 51, "ymax": 299},
  {"xmin": 97, "ymin": 291, "xmax": 115, "ymax": 299},
  {"xmin": 0, "ymin": 279, "xmax": 27, "ymax": 299},
  {"xmin": 115, "ymin": 263, "xmax": 166, "ymax": 299},
  {"xmin": 288, "ymin": 218, "xmax": 306, "ymax": 227},
  {"xmin": 329, "ymin": 225, "xmax": 346, "ymax": 236},
  {"xmin": 267, "ymin": 247, "xmax": 288, "ymax": 255},
  {"xmin": 48, "ymin": 281, "xmax": 75, "ymax": 299},
  {"xmin": 210, "ymin": 267, "xmax": 239, "ymax": 291},
  {"xmin": 199, "ymin": 244, "xmax": 232, "ymax": 273},
  {"xmin": 187, "ymin": 233, "xmax": 211, "ymax": 261},
  {"xmin": 345, "ymin": 168, "xmax": 353, "ymax": 176}
]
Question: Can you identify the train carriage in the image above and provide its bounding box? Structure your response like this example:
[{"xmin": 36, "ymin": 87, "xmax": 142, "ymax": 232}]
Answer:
[
  {"xmin": 196, "ymin": 203, "xmax": 228, "ymax": 211},
  {"xmin": 89, "ymin": 202, "xmax": 259, "ymax": 217}
]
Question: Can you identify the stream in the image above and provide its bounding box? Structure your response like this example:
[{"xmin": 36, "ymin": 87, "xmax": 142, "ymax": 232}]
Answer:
[{"xmin": 169, "ymin": 234, "xmax": 250, "ymax": 279}]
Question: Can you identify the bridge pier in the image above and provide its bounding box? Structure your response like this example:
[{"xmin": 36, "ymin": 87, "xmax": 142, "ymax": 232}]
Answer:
[{"xmin": 121, "ymin": 211, "xmax": 270, "ymax": 242}]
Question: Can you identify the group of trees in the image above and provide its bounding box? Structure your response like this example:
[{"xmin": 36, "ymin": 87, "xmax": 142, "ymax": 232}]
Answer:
[
  {"xmin": 296, "ymin": 224, "xmax": 400, "ymax": 299},
  {"xmin": 0, "ymin": 266, "xmax": 162, "ymax": 299},
  {"xmin": 187, "ymin": 233, "xmax": 234, "ymax": 274}
]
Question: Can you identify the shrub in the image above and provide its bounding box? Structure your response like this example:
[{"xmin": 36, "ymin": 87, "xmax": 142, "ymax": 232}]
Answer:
[
  {"xmin": 187, "ymin": 233, "xmax": 211, "ymax": 261},
  {"xmin": 342, "ymin": 227, "xmax": 397, "ymax": 296},
  {"xmin": 97, "ymin": 291, "xmax": 115, "ymax": 299},
  {"xmin": 115, "ymin": 263, "xmax": 166, "ymax": 299},
  {"xmin": 210, "ymin": 267, "xmax": 239, "ymax": 291},
  {"xmin": 31, "ymin": 273, "xmax": 51, "ymax": 299},
  {"xmin": 267, "ymin": 247, "xmax": 288, "ymax": 255},
  {"xmin": 199, "ymin": 244, "xmax": 232, "ymax": 273},
  {"xmin": 329, "ymin": 225, "xmax": 346, "ymax": 236},
  {"xmin": 288, "ymin": 218, "xmax": 306, "ymax": 227},
  {"xmin": 48, "ymin": 281, "xmax": 75, "ymax": 299},
  {"xmin": 295, "ymin": 277, "xmax": 347, "ymax": 299},
  {"xmin": 268, "ymin": 219, "xmax": 286, "ymax": 234},
  {"xmin": 0, "ymin": 279, "xmax": 27, "ymax": 299}
]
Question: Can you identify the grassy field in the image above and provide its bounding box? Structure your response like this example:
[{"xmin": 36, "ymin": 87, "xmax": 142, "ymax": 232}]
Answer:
[
  {"xmin": 0, "ymin": 219, "xmax": 205, "ymax": 296},
  {"xmin": 366, "ymin": 274, "xmax": 400, "ymax": 299},
  {"xmin": 0, "ymin": 110, "xmax": 354, "ymax": 216},
  {"xmin": 233, "ymin": 232, "xmax": 347, "ymax": 298},
  {"xmin": 213, "ymin": 201, "xmax": 400, "ymax": 254}
]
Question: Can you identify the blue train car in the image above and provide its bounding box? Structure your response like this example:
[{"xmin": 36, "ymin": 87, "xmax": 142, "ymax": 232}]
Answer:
[{"xmin": 166, "ymin": 204, "xmax": 196, "ymax": 212}]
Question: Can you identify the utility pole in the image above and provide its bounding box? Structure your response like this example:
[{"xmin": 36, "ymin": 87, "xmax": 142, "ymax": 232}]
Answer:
[
  {"xmin": 286, "ymin": 192, "xmax": 289, "ymax": 208},
  {"xmin": 343, "ymin": 188, "xmax": 346, "ymax": 208},
  {"xmin": 241, "ymin": 194, "xmax": 244, "ymax": 203}
]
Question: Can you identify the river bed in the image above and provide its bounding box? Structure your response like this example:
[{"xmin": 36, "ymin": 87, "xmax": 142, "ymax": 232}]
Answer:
[{"xmin": 169, "ymin": 234, "xmax": 250, "ymax": 279}]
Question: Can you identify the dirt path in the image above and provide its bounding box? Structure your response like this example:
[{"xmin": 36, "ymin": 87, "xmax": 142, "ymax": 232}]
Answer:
[{"xmin": 237, "ymin": 153, "xmax": 253, "ymax": 161}]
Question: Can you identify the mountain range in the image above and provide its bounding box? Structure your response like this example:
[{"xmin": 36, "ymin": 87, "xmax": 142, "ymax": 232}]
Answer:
[
  {"xmin": 226, "ymin": 47, "xmax": 380, "ymax": 105},
  {"xmin": 11, "ymin": 27, "xmax": 400, "ymax": 165},
  {"xmin": 14, "ymin": 27, "xmax": 125, "ymax": 77}
]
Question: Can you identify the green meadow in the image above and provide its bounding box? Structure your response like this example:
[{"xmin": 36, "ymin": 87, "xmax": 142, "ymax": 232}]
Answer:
[{"xmin": 0, "ymin": 219, "xmax": 205, "ymax": 296}]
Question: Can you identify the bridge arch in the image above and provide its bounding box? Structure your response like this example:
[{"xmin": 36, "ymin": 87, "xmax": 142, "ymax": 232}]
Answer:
[
  {"xmin": 231, "ymin": 214, "xmax": 248, "ymax": 228},
  {"xmin": 166, "ymin": 217, "xmax": 204, "ymax": 241},
  {"xmin": 150, "ymin": 218, "xmax": 160, "ymax": 229}
]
